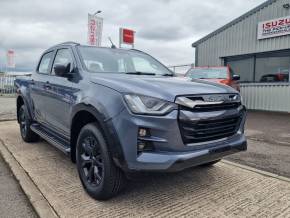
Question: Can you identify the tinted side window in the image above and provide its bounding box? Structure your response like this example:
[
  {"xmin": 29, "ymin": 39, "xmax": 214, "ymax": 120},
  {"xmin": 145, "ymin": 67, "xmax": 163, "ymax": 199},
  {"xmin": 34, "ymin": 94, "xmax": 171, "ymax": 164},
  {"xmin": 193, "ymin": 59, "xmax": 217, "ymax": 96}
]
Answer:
[
  {"xmin": 38, "ymin": 52, "xmax": 53, "ymax": 74},
  {"xmin": 52, "ymin": 49, "xmax": 74, "ymax": 75}
]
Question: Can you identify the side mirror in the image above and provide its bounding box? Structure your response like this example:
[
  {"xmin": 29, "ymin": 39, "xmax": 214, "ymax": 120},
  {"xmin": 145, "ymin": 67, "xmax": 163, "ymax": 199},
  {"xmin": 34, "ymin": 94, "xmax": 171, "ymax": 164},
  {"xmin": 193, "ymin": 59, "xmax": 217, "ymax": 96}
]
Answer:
[
  {"xmin": 54, "ymin": 63, "xmax": 72, "ymax": 78},
  {"xmin": 232, "ymin": 74, "xmax": 240, "ymax": 81}
]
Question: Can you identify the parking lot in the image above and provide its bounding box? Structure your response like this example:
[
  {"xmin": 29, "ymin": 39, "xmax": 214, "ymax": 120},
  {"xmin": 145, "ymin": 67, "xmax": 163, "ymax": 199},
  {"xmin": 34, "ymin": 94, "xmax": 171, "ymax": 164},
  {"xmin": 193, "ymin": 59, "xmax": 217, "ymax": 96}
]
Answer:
[
  {"xmin": 0, "ymin": 97, "xmax": 290, "ymax": 217},
  {"xmin": 226, "ymin": 111, "xmax": 290, "ymax": 178},
  {"xmin": 0, "ymin": 97, "xmax": 16, "ymax": 121},
  {"xmin": 0, "ymin": 121, "xmax": 290, "ymax": 217},
  {"xmin": 0, "ymin": 154, "xmax": 37, "ymax": 218}
]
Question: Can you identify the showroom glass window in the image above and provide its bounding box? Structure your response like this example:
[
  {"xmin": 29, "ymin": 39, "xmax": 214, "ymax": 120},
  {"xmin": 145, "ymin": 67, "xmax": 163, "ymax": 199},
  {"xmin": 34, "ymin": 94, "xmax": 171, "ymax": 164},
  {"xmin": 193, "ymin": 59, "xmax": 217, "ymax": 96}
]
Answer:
[
  {"xmin": 225, "ymin": 51, "xmax": 290, "ymax": 83},
  {"xmin": 255, "ymin": 56, "xmax": 290, "ymax": 83},
  {"xmin": 226, "ymin": 57, "xmax": 254, "ymax": 83}
]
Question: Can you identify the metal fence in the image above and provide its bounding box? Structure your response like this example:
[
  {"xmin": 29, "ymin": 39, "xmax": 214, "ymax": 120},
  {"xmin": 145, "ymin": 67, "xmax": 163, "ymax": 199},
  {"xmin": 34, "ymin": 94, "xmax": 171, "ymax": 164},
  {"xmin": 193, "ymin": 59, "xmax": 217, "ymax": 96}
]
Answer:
[
  {"xmin": 0, "ymin": 74, "xmax": 31, "ymax": 96},
  {"xmin": 240, "ymin": 83, "xmax": 290, "ymax": 113},
  {"xmin": 168, "ymin": 64, "xmax": 194, "ymax": 76},
  {"xmin": 0, "ymin": 75, "xmax": 17, "ymax": 95}
]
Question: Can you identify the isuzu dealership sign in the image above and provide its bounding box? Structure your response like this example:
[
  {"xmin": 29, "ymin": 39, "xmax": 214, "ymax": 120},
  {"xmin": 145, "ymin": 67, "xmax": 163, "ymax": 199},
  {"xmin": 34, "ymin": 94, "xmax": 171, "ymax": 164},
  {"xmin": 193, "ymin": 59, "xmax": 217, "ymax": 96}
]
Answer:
[
  {"xmin": 87, "ymin": 14, "xmax": 103, "ymax": 46},
  {"xmin": 258, "ymin": 16, "xmax": 290, "ymax": 40}
]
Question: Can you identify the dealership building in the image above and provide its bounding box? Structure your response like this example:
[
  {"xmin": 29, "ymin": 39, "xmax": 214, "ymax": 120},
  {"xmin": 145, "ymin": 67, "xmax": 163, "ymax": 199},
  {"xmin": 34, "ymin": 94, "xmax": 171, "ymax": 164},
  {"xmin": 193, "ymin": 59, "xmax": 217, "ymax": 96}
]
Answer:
[{"xmin": 192, "ymin": 0, "xmax": 290, "ymax": 112}]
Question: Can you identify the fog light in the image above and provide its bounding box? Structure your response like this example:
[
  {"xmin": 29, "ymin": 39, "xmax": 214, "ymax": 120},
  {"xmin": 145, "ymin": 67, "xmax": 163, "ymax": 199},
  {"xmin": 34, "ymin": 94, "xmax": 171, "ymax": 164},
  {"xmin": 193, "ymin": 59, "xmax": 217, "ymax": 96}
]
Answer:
[
  {"xmin": 137, "ymin": 142, "xmax": 146, "ymax": 151},
  {"xmin": 138, "ymin": 128, "xmax": 147, "ymax": 137},
  {"xmin": 137, "ymin": 141, "xmax": 154, "ymax": 154}
]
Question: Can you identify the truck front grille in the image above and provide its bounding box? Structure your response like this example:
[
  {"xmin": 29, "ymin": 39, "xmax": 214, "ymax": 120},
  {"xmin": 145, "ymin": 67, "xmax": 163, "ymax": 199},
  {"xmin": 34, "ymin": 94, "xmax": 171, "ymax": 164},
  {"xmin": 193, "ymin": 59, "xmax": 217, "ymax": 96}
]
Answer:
[
  {"xmin": 176, "ymin": 94, "xmax": 244, "ymax": 144},
  {"xmin": 181, "ymin": 102, "xmax": 241, "ymax": 112},
  {"xmin": 179, "ymin": 115, "xmax": 242, "ymax": 144}
]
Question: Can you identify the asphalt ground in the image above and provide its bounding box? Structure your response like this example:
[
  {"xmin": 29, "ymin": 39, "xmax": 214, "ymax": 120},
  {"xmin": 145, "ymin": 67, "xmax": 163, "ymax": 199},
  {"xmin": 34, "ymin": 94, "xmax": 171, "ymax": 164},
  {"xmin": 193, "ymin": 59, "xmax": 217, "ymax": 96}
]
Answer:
[
  {"xmin": 1, "ymin": 121, "xmax": 290, "ymax": 217},
  {"xmin": 0, "ymin": 153, "xmax": 37, "ymax": 218},
  {"xmin": 245, "ymin": 110, "xmax": 290, "ymax": 146},
  {"xmin": 225, "ymin": 110, "xmax": 290, "ymax": 178},
  {"xmin": 0, "ymin": 97, "xmax": 16, "ymax": 121},
  {"xmin": 226, "ymin": 139, "xmax": 290, "ymax": 178},
  {"xmin": 0, "ymin": 97, "xmax": 38, "ymax": 218}
]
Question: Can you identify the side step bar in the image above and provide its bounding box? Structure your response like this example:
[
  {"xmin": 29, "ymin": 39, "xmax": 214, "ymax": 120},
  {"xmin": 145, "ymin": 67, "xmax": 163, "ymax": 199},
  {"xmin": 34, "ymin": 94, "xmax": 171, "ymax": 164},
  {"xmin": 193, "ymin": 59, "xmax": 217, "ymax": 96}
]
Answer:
[{"xmin": 30, "ymin": 124, "xmax": 71, "ymax": 155}]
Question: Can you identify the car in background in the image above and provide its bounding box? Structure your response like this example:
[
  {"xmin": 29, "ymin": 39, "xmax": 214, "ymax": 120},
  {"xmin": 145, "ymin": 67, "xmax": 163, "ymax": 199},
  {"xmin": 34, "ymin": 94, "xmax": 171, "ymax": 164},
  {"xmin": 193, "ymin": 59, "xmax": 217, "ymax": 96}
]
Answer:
[
  {"xmin": 185, "ymin": 66, "xmax": 240, "ymax": 91},
  {"xmin": 260, "ymin": 73, "xmax": 289, "ymax": 82}
]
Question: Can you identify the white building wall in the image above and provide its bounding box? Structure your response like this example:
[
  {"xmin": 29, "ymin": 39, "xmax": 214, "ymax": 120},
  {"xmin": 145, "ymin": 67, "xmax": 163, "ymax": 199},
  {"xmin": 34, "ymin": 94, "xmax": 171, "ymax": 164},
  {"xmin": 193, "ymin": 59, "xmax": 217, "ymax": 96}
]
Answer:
[{"xmin": 240, "ymin": 83, "xmax": 290, "ymax": 112}]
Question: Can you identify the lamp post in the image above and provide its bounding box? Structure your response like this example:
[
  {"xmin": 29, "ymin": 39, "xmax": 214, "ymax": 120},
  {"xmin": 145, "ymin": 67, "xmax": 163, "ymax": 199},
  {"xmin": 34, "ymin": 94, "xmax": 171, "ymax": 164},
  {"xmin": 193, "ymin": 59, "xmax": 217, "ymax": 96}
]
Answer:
[{"xmin": 94, "ymin": 10, "xmax": 102, "ymax": 16}]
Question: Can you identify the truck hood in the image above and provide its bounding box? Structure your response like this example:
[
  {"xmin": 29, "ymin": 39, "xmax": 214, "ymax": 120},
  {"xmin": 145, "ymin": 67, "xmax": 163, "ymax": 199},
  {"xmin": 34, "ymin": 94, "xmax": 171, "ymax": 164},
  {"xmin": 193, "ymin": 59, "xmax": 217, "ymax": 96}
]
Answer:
[{"xmin": 90, "ymin": 73, "xmax": 237, "ymax": 102}]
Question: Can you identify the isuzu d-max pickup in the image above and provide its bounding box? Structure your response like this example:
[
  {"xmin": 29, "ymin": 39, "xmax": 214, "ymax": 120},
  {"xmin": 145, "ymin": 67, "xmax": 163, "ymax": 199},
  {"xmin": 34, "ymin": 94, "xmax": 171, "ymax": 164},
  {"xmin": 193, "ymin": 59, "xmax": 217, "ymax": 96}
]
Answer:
[{"xmin": 15, "ymin": 42, "xmax": 247, "ymax": 200}]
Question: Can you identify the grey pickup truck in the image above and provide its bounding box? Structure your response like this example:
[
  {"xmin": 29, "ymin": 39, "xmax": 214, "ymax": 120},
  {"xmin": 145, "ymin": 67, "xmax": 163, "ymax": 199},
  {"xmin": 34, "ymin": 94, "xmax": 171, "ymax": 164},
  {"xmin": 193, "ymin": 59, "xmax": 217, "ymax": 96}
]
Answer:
[{"xmin": 15, "ymin": 42, "xmax": 247, "ymax": 200}]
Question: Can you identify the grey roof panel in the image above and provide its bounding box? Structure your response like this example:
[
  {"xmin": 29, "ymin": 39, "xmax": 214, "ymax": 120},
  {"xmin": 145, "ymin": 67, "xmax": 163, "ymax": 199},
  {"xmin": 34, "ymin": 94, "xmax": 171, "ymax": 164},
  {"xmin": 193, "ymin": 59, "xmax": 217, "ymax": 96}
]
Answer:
[{"xmin": 192, "ymin": 0, "xmax": 278, "ymax": 47}]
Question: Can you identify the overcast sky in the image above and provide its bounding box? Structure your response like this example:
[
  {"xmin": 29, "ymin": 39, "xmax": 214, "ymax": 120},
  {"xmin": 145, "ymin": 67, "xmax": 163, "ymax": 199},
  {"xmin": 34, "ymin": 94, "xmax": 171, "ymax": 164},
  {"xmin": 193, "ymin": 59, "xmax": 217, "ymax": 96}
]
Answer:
[{"xmin": 0, "ymin": 0, "xmax": 266, "ymax": 71}]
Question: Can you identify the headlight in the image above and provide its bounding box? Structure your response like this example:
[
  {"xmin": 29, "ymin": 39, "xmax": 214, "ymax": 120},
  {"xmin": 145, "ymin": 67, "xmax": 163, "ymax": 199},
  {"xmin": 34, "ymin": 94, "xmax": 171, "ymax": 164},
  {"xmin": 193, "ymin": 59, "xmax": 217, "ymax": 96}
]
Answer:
[{"xmin": 124, "ymin": 94, "xmax": 177, "ymax": 115}]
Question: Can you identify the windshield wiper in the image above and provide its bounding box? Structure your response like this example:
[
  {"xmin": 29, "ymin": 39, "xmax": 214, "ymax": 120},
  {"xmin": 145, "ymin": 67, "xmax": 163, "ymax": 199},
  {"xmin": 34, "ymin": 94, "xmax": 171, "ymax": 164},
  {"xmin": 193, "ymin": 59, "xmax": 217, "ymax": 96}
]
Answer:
[
  {"xmin": 162, "ymin": 73, "xmax": 174, "ymax": 77},
  {"xmin": 197, "ymin": 77, "xmax": 226, "ymax": 79},
  {"xmin": 125, "ymin": 71, "xmax": 156, "ymax": 76}
]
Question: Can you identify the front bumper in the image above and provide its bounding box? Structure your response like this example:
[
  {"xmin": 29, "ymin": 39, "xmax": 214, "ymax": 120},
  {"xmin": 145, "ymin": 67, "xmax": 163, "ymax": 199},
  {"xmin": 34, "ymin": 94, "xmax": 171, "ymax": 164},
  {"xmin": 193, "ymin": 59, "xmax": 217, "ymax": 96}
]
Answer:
[
  {"xmin": 110, "ymin": 104, "xmax": 247, "ymax": 172},
  {"xmin": 132, "ymin": 134, "xmax": 246, "ymax": 172}
]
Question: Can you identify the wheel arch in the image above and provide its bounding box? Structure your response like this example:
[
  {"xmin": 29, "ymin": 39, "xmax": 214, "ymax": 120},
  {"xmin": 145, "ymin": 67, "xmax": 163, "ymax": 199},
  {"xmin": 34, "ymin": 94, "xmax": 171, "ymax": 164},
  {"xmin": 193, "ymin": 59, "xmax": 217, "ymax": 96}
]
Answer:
[
  {"xmin": 70, "ymin": 104, "xmax": 126, "ymax": 168},
  {"xmin": 16, "ymin": 96, "xmax": 24, "ymax": 122},
  {"xmin": 16, "ymin": 95, "xmax": 30, "ymax": 123}
]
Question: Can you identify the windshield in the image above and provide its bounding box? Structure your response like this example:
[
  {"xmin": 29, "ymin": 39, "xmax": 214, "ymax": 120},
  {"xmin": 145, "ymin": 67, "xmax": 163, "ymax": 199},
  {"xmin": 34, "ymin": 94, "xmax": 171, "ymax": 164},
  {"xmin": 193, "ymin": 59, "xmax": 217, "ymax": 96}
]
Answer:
[
  {"xmin": 187, "ymin": 68, "xmax": 228, "ymax": 79},
  {"xmin": 77, "ymin": 46, "xmax": 173, "ymax": 76}
]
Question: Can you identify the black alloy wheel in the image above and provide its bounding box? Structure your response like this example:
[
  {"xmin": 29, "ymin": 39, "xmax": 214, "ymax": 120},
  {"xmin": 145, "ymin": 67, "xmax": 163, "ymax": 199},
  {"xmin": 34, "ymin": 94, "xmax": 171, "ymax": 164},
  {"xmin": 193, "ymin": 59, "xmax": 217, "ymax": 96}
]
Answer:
[
  {"xmin": 19, "ymin": 106, "xmax": 28, "ymax": 138},
  {"xmin": 79, "ymin": 135, "xmax": 104, "ymax": 186},
  {"xmin": 18, "ymin": 105, "xmax": 39, "ymax": 142},
  {"xmin": 76, "ymin": 123, "xmax": 125, "ymax": 200}
]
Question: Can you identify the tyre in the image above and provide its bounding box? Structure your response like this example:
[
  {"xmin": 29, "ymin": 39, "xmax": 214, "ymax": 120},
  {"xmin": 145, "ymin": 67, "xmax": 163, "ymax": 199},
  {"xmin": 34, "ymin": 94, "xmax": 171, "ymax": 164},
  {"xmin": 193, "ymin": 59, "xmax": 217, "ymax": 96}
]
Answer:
[
  {"xmin": 76, "ymin": 123, "xmax": 126, "ymax": 200},
  {"xmin": 200, "ymin": 159, "xmax": 221, "ymax": 167},
  {"xmin": 18, "ymin": 105, "xmax": 39, "ymax": 142}
]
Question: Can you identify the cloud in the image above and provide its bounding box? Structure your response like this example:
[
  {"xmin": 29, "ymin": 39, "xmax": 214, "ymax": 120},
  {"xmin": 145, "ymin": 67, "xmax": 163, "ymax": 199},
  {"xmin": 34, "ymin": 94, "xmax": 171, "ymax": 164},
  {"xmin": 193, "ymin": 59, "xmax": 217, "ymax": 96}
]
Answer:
[
  {"xmin": 0, "ymin": 0, "xmax": 265, "ymax": 71},
  {"xmin": 138, "ymin": 26, "xmax": 189, "ymax": 41}
]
